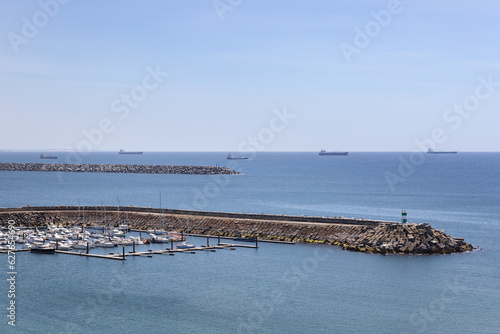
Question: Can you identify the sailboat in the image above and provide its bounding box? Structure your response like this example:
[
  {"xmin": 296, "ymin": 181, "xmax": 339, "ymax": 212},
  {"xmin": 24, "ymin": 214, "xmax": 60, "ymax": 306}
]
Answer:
[
  {"xmin": 176, "ymin": 218, "xmax": 194, "ymax": 249},
  {"xmin": 176, "ymin": 240, "xmax": 194, "ymax": 249},
  {"xmin": 149, "ymin": 191, "xmax": 169, "ymax": 243}
]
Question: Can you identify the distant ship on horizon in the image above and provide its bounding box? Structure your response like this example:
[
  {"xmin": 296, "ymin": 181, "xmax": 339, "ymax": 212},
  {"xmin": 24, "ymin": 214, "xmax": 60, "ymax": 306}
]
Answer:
[
  {"xmin": 427, "ymin": 148, "xmax": 457, "ymax": 154},
  {"xmin": 319, "ymin": 150, "xmax": 348, "ymax": 156},
  {"xmin": 119, "ymin": 149, "xmax": 143, "ymax": 155},
  {"xmin": 227, "ymin": 153, "xmax": 248, "ymax": 160},
  {"xmin": 40, "ymin": 153, "xmax": 57, "ymax": 159}
]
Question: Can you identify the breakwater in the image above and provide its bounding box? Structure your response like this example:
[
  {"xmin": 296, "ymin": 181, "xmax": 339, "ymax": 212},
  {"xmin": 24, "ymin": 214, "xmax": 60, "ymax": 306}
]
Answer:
[
  {"xmin": 0, "ymin": 206, "xmax": 474, "ymax": 255},
  {"xmin": 0, "ymin": 162, "xmax": 238, "ymax": 175}
]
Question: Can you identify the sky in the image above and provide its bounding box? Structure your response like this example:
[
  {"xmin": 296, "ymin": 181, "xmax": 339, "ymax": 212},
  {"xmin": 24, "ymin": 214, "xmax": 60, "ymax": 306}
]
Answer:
[{"xmin": 0, "ymin": 0, "xmax": 499, "ymax": 152}]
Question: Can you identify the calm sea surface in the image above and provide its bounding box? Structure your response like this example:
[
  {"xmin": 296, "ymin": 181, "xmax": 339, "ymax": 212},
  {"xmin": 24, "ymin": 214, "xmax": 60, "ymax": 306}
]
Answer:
[{"xmin": 1, "ymin": 152, "xmax": 499, "ymax": 333}]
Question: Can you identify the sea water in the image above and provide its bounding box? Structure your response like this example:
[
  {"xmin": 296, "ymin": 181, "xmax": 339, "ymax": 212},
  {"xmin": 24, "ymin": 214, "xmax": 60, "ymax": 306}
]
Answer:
[{"xmin": 0, "ymin": 152, "xmax": 499, "ymax": 333}]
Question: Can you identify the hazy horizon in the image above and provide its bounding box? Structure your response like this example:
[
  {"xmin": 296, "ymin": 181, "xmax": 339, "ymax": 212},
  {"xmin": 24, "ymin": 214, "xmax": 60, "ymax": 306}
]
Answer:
[{"xmin": 1, "ymin": 149, "xmax": 498, "ymax": 153}]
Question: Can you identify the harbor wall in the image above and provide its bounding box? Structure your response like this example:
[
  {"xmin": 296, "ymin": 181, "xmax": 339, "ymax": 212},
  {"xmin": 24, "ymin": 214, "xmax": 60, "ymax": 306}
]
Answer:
[
  {"xmin": 0, "ymin": 206, "xmax": 474, "ymax": 255},
  {"xmin": 0, "ymin": 162, "xmax": 238, "ymax": 175}
]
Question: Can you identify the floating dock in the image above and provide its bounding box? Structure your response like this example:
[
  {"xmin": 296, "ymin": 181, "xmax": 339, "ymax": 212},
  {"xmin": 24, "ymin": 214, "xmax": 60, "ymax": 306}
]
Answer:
[
  {"xmin": 54, "ymin": 250, "xmax": 126, "ymax": 260},
  {"xmin": 1, "ymin": 239, "xmax": 257, "ymax": 261}
]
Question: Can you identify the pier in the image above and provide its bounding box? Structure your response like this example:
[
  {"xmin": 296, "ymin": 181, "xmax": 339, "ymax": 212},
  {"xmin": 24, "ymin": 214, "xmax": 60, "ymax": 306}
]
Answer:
[
  {"xmin": 0, "ymin": 206, "xmax": 474, "ymax": 255},
  {"xmin": 54, "ymin": 250, "xmax": 126, "ymax": 260},
  {"xmin": 124, "ymin": 242, "xmax": 256, "ymax": 257}
]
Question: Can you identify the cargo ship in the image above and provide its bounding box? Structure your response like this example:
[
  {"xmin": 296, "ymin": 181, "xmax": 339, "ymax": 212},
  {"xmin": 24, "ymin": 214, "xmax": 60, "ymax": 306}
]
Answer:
[
  {"xmin": 119, "ymin": 149, "xmax": 143, "ymax": 155},
  {"xmin": 40, "ymin": 153, "xmax": 58, "ymax": 159},
  {"xmin": 427, "ymin": 149, "xmax": 457, "ymax": 154},
  {"xmin": 319, "ymin": 150, "xmax": 348, "ymax": 156},
  {"xmin": 227, "ymin": 154, "xmax": 248, "ymax": 160}
]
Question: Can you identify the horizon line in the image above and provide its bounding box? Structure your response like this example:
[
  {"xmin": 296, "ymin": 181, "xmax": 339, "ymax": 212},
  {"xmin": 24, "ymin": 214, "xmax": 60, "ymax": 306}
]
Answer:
[{"xmin": 1, "ymin": 149, "xmax": 499, "ymax": 153}]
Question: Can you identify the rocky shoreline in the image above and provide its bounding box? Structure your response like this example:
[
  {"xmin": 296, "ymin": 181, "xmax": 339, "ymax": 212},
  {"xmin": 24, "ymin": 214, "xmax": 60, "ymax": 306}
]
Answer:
[
  {"xmin": 0, "ymin": 162, "xmax": 239, "ymax": 175},
  {"xmin": 0, "ymin": 206, "xmax": 474, "ymax": 255}
]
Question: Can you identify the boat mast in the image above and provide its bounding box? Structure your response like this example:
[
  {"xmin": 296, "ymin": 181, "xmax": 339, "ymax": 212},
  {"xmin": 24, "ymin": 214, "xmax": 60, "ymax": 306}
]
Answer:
[
  {"xmin": 117, "ymin": 196, "xmax": 121, "ymax": 228},
  {"xmin": 82, "ymin": 204, "xmax": 85, "ymax": 233},
  {"xmin": 159, "ymin": 190, "xmax": 164, "ymax": 230},
  {"xmin": 77, "ymin": 198, "xmax": 80, "ymax": 225}
]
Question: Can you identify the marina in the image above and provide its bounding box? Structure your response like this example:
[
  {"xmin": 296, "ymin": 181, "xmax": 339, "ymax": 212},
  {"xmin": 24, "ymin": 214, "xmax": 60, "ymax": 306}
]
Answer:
[
  {"xmin": 0, "ymin": 222, "xmax": 258, "ymax": 261},
  {"xmin": 1, "ymin": 230, "xmax": 257, "ymax": 263}
]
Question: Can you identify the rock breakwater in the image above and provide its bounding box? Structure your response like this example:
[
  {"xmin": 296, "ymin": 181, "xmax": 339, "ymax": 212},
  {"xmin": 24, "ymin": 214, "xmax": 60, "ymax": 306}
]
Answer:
[
  {"xmin": 0, "ymin": 162, "xmax": 239, "ymax": 175},
  {"xmin": 0, "ymin": 206, "xmax": 474, "ymax": 255}
]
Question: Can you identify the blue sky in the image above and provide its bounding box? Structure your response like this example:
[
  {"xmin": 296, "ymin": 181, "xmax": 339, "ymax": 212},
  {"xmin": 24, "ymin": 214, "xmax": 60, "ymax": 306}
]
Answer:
[{"xmin": 1, "ymin": 0, "xmax": 499, "ymax": 152}]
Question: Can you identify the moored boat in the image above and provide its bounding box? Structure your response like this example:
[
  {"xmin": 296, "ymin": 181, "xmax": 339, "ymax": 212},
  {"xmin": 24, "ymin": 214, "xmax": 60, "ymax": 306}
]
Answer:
[
  {"xmin": 176, "ymin": 241, "xmax": 194, "ymax": 249},
  {"xmin": 56, "ymin": 243, "xmax": 73, "ymax": 251},
  {"xmin": 147, "ymin": 229, "xmax": 166, "ymax": 235},
  {"xmin": 72, "ymin": 241, "xmax": 94, "ymax": 249},
  {"xmin": 149, "ymin": 234, "xmax": 170, "ymax": 243},
  {"xmin": 30, "ymin": 244, "xmax": 55, "ymax": 254},
  {"xmin": 115, "ymin": 238, "xmax": 134, "ymax": 246},
  {"xmin": 165, "ymin": 231, "xmax": 185, "ymax": 242},
  {"xmin": 94, "ymin": 239, "xmax": 116, "ymax": 248}
]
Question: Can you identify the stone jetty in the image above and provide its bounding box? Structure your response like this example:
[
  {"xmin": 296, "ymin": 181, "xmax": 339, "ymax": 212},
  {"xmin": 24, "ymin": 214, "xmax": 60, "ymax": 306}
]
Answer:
[
  {"xmin": 0, "ymin": 162, "xmax": 238, "ymax": 175},
  {"xmin": 0, "ymin": 206, "xmax": 474, "ymax": 255}
]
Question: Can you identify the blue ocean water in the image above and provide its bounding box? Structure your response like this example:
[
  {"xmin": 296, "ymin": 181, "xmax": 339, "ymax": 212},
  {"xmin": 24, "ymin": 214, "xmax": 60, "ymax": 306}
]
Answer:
[{"xmin": 1, "ymin": 151, "xmax": 499, "ymax": 333}]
